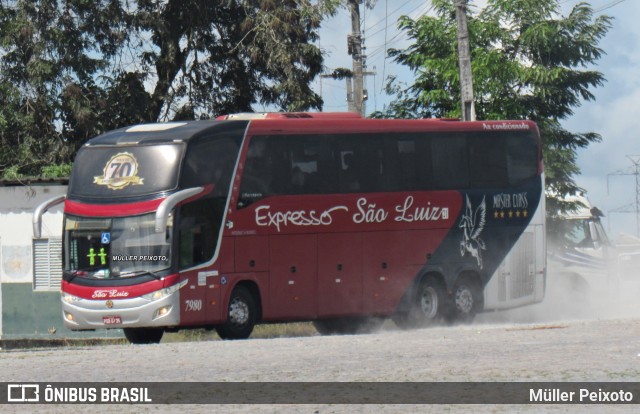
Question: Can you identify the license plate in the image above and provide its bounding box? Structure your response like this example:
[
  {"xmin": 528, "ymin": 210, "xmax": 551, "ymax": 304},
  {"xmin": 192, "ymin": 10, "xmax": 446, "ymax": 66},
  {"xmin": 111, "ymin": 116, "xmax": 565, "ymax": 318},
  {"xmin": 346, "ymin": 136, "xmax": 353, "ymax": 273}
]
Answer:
[{"xmin": 103, "ymin": 316, "xmax": 122, "ymax": 325}]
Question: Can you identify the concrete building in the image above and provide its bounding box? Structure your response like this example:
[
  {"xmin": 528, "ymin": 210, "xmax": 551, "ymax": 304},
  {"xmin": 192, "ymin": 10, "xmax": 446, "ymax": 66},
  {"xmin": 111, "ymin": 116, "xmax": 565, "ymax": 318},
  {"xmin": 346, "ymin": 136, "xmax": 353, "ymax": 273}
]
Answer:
[{"xmin": 0, "ymin": 179, "xmax": 120, "ymax": 339}]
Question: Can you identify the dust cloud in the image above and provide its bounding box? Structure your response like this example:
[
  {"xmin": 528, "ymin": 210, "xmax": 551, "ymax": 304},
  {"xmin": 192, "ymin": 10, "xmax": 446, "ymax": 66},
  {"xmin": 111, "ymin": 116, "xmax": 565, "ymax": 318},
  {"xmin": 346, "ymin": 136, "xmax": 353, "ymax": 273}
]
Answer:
[{"xmin": 477, "ymin": 257, "xmax": 640, "ymax": 325}]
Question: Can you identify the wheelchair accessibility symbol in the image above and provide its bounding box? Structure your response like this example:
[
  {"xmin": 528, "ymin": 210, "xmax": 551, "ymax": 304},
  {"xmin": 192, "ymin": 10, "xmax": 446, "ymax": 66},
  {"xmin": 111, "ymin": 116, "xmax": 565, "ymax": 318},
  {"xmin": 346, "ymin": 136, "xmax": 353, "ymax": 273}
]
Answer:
[{"xmin": 101, "ymin": 232, "xmax": 111, "ymax": 244}]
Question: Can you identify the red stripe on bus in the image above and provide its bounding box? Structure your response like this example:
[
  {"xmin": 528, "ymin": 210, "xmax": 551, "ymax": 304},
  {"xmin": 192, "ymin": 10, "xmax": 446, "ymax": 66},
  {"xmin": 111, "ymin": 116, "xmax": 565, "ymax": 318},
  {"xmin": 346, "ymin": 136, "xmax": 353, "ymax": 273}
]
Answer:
[
  {"xmin": 64, "ymin": 184, "xmax": 214, "ymax": 217},
  {"xmin": 64, "ymin": 198, "xmax": 166, "ymax": 216},
  {"xmin": 62, "ymin": 273, "xmax": 180, "ymax": 300}
]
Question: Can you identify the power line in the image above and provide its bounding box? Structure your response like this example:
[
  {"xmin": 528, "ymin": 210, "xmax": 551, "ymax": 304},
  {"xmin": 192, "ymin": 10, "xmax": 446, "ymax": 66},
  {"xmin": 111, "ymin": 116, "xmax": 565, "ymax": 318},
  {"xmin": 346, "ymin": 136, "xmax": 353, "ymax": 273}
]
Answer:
[
  {"xmin": 367, "ymin": 0, "xmax": 427, "ymax": 39},
  {"xmin": 594, "ymin": 0, "xmax": 628, "ymax": 13},
  {"xmin": 364, "ymin": 0, "xmax": 419, "ymax": 33},
  {"xmin": 607, "ymin": 155, "xmax": 640, "ymax": 237},
  {"xmin": 366, "ymin": 2, "xmax": 433, "ymax": 61}
]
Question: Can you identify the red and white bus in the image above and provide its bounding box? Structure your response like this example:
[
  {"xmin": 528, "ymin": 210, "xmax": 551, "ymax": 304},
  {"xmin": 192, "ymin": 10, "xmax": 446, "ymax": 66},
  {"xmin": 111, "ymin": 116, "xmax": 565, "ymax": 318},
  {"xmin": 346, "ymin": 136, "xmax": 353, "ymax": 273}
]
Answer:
[{"xmin": 34, "ymin": 113, "xmax": 545, "ymax": 343}]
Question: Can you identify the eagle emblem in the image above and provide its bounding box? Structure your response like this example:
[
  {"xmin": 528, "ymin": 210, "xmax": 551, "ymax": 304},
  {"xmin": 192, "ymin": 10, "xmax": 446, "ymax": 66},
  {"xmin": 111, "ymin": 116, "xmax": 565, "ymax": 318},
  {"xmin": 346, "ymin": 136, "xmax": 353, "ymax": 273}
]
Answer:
[{"xmin": 459, "ymin": 195, "xmax": 487, "ymax": 268}]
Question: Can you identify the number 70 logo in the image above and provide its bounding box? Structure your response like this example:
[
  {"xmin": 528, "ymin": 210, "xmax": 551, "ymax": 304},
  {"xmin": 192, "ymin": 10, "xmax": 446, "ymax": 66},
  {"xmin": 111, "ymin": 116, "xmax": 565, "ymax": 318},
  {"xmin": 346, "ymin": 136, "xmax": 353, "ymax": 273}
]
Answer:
[{"xmin": 93, "ymin": 152, "xmax": 144, "ymax": 190}]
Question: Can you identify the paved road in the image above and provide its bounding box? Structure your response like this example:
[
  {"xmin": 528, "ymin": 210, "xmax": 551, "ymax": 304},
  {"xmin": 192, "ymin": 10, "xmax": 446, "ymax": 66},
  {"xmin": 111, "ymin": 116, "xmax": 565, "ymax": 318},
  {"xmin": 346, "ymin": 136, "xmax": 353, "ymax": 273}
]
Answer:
[{"xmin": 2, "ymin": 314, "xmax": 640, "ymax": 413}]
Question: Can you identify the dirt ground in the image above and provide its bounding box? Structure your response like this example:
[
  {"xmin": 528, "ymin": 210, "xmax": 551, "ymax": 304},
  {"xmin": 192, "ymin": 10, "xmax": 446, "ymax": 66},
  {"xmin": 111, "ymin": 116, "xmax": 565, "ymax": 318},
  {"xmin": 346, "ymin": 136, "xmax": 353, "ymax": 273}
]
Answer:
[
  {"xmin": 2, "ymin": 276, "xmax": 640, "ymax": 413},
  {"xmin": 2, "ymin": 319, "xmax": 640, "ymax": 412}
]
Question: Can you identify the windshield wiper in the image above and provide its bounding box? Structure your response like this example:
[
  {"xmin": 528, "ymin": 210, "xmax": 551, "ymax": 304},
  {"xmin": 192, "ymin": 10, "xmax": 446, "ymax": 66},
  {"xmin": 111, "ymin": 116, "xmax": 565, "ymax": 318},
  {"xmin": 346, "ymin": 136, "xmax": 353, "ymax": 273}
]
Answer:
[
  {"xmin": 64, "ymin": 268, "xmax": 93, "ymax": 282},
  {"xmin": 118, "ymin": 270, "xmax": 162, "ymax": 280}
]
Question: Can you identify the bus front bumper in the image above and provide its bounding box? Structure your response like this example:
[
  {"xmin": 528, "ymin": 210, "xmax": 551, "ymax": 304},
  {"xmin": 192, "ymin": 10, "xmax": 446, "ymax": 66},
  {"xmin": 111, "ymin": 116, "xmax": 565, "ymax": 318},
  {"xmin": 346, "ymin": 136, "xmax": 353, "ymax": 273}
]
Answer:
[{"xmin": 61, "ymin": 290, "xmax": 180, "ymax": 330}]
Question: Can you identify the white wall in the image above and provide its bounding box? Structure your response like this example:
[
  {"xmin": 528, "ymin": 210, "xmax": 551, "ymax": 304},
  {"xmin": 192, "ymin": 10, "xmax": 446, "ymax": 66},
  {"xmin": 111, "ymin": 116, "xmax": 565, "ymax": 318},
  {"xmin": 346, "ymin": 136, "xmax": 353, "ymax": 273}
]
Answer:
[{"xmin": 0, "ymin": 184, "xmax": 66, "ymax": 284}]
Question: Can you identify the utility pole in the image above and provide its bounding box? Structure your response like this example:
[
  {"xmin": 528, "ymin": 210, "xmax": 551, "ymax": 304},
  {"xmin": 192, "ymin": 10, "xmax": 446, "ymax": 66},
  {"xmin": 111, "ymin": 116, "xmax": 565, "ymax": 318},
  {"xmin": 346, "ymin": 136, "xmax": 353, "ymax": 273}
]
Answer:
[
  {"xmin": 455, "ymin": 0, "xmax": 476, "ymax": 121},
  {"xmin": 346, "ymin": 76, "xmax": 355, "ymax": 112},
  {"xmin": 348, "ymin": 0, "xmax": 368, "ymax": 116},
  {"xmin": 607, "ymin": 155, "xmax": 640, "ymax": 237},
  {"xmin": 320, "ymin": 1, "xmax": 375, "ymax": 115}
]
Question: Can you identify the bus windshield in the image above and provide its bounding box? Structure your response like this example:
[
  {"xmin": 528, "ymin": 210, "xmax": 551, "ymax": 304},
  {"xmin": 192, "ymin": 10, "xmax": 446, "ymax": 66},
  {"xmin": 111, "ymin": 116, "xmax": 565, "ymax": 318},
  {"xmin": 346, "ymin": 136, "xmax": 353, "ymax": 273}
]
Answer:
[
  {"xmin": 63, "ymin": 213, "xmax": 173, "ymax": 278},
  {"xmin": 68, "ymin": 143, "xmax": 184, "ymax": 199}
]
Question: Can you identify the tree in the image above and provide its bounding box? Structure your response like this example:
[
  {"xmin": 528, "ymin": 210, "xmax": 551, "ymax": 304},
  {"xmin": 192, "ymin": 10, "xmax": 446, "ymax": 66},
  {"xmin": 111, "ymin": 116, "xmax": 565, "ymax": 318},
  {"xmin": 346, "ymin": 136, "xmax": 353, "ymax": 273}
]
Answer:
[
  {"xmin": 374, "ymin": 0, "xmax": 612, "ymax": 213},
  {"xmin": 0, "ymin": 0, "xmax": 339, "ymax": 178},
  {"xmin": 0, "ymin": 0, "xmax": 118, "ymax": 177},
  {"xmin": 132, "ymin": 0, "xmax": 339, "ymax": 120}
]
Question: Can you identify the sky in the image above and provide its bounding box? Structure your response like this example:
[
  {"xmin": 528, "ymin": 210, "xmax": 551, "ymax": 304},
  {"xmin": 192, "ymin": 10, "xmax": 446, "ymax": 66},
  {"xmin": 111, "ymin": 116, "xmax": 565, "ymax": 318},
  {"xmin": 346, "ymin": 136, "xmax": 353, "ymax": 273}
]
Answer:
[{"xmin": 311, "ymin": 0, "xmax": 640, "ymax": 240}]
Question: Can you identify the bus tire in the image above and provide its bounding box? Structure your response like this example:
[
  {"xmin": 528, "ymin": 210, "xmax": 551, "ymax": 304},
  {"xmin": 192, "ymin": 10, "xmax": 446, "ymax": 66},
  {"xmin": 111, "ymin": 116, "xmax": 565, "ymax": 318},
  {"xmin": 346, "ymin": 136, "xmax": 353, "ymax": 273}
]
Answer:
[
  {"xmin": 313, "ymin": 319, "xmax": 342, "ymax": 335},
  {"xmin": 216, "ymin": 285, "xmax": 256, "ymax": 340},
  {"xmin": 313, "ymin": 317, "xmax": 384, "ymax": 335},
  {"xmin": 123, "ymin": 328, "xmax": 164, "ymax": 344},
  {"xmin": 447, "ymin": 273, "xmax": 483, "ymax": 324},
  {"xmin": 393, "ymin": 275, "xmax": 446, "ymax": 329}
]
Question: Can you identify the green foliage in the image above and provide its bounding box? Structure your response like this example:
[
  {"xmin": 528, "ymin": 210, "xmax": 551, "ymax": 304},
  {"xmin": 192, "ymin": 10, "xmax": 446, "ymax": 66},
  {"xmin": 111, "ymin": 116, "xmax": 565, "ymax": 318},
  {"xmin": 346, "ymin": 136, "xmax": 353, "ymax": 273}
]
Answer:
[
  {"xmin": 375, "ymin": 0, "xmax": 612, "ymax": 201},
  {"xmin": 40, "ymin": 163, "xmax": 73, "ymax": 178},
  {"xmin": 0, "ymin": 0, "xmax": 340, "ymax": 178}
]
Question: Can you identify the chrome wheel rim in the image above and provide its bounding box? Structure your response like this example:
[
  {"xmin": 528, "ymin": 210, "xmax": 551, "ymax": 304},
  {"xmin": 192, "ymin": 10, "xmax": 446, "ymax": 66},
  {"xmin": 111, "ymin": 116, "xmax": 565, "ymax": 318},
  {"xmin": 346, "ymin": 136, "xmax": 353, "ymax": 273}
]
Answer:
[
  {"xmin": 229, "ymin": 298, "xmax": 250, "ymax": 327},
  {"xmin": 455, "ymin": 286, "xmax": 474, "ymax": 314},
  {"xmin": 420, "ymin": 286, "xmax": 439, "ymax": 319}
]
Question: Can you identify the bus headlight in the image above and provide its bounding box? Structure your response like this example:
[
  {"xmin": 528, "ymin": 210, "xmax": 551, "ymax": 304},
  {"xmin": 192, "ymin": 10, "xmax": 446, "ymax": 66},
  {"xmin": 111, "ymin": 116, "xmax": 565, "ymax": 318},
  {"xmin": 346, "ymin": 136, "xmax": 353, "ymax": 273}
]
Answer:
[
  {"xmin": 62, "ymin": 292, "xmax": 81, "ymax": 303},
  {"xmin": 152, "ymin": 306, "xmax": 172, "ymax": 320},
  {"xmin": 142, "ymin": 280, "xmax": 187, "ymax": 301}
]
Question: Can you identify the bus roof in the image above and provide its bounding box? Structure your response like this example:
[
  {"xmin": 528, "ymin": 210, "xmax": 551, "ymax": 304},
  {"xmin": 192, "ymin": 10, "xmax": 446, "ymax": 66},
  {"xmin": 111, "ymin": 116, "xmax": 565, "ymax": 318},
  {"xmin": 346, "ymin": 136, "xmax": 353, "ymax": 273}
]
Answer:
[
  {"xmin": 82, "ymin": 120, "xmax": 249, "ymax": 146},
  {"xmin": 82, "ymin": 116, "xmax": 538, "ymax": 147},
  {"xmin": 216, "ymin": 112, "xmax": 363, "ymax": 120},
  {"xmin": 244, "ymin": 118, "xmax": 538, "ymax": 136}
]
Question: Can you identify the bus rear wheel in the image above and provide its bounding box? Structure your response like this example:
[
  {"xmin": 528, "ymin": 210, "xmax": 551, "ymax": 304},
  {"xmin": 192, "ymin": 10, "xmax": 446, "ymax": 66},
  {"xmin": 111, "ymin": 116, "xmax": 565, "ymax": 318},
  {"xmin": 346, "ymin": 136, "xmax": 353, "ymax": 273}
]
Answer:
[
  {"xmin": 313, "ymin": 317, "xmax": 384, "ymax": 335},
  {"xmin": 393, "ymin": 275, "xmax": 446, "ymax": 329},
  {"xmin": 216, "ymin": 285, "xmax": 256, "ymax": 340},
  {"xmin": 447, "ymin": 274, "xmax": 483, "ymax": 324},
  {"xmin": 123, "ymin": 328, "xmax": 164, "ymax": 344}
]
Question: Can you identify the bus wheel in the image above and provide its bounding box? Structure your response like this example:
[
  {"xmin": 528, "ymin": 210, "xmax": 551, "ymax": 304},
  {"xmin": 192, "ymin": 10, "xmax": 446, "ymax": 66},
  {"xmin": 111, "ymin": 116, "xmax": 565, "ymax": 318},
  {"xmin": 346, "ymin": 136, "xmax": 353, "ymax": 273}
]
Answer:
[
  {"xmin": 393, "ymin": 275, "xmax": 445, "ymax": 329},
  {"xmin": 216, "ymin": 286, "xmax": 256, "ymax": 340},
  {"xmin": 448, "ymin": 274, "xmax": 483, "ymax": 324},
  {"xmin": 313, "ymin": 317, "xmax": 384, "ymax": 335},
  {"xmin": 313, "ymin": 319, "xmax": 340, "ymax": 335},
  {"xmin": 123, "ymin": 328, "xmax": 164, "ymax": 344}
]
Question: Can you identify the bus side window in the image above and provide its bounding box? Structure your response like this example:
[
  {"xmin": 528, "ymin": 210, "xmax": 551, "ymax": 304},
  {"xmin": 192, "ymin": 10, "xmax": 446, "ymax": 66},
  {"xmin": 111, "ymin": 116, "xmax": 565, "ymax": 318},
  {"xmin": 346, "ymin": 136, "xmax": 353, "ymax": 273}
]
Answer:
[
  {"xmin": 414, "ymin": 137, "xmax": 434, "ymax": 190},
  {"xmin": 178, "ymin": 198, "xmax": 222, "ymax": 269},
  {"xmin": 395, "ymin": 139, "xmax": 417, "ymax": 190},
  {"xmin": 507, "ymin": 135, "xmax": 538, "ymax": 186},
  {"xmin": 336, "ymin": 135, "xmax": 387, "ymax": 193},
  {"xmin": 431, "ymin": 135, "xmax": 469, "ymax": 189},
  {"xmin": 238, "ymin": 137, "xmax": 273, "ymax": 207},
  {"xmin": 291, "ymin": 166, "xmax": 306, "ymax": 193},
  {"xmin": 180, "ymin": 135, "xmax": 240, "ymax": 194},
  {"xmin": 339, "ymin": 151, "xmax": 360, "ymax": 192},
  {"xmin": 288, "ymin": 136, "xmax": 337, "ymax": 194},
  {"xmin": 469, "ymin": 135, "xmax": 508, "ymax": 188},
  {"xmin": 393, "ymin": 137, "xmax": 436, "ymax": 191}
]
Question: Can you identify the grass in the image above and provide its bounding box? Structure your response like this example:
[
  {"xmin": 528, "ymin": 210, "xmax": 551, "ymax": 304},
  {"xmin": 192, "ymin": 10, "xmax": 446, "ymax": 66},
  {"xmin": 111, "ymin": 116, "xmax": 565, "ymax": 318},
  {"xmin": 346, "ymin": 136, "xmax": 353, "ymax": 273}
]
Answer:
[
  {"xmin": 252, "ymin": 322, "xmax": 318, "ymax": 338},
  {"xmin": 0, "ymin": 323, "xmax": 319, "ymax": 349},
  {"xmin": 162, "ymin": 322, "xmax": 319, "ymax": 343},
  {"xmin": 0, "ymin": 337, "xmax": 127, "ymax": 350},
  {"xmin": 3, "ymin": 319, "xmax": 399, "ymax": 347}
]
